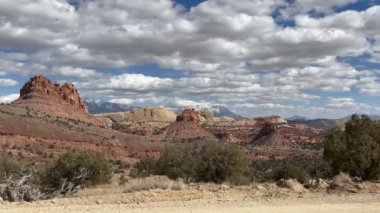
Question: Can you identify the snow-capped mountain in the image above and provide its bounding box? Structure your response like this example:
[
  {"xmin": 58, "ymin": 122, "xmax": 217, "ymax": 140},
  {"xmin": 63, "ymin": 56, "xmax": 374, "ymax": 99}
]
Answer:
[
  {"xmin": 186, "ymin": 104, "xmax": 246, "ymax": 120},
  {"xmin": 286, "ymin": 115, "xmax": 307, "ymax": 121},
  {"xmin": 85, "ymin": 100, "xmax": 141, "ymax": 114}
]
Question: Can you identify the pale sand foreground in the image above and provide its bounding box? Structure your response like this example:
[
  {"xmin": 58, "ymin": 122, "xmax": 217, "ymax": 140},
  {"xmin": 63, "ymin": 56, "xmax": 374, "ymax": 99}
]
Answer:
[
  {"xmin": 2, "ymin": 200, "xmax": 380, "ymax": 213},
  {"xmin": 1, "ymin": 182, "xmax": 380, "ymax": 213}
]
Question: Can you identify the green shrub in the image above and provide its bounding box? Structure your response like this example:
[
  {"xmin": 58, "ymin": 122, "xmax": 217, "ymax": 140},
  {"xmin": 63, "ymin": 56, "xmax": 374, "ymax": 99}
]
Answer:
[
  {"xmin": 0, "ymin": 155, "xmax": 28, "ymax": 180},
  {"xmin": 273, "ymin": 164, "xmax": 310, "ymax": 184},
  {"xmin": 40, "ymin": 151, "xmax": 112, "ymax": 191},
  {"xmin": 306, "ymin": 160, "xmax": 332, "ymax": 179},
  {"xmin": 324, "ymin": 115, "xmax": 380, "ymax": 180},
  {"xmin": 130, "ymin": 156, "xmax": 157, "ymax": 178},
  {"xmin": 250, "ymin": 158, "xmax": 332, "ymax": 183},
  {"xmin": 156, "ymin": 146, "xmax": 197, "ymax": 181},
  {"xmin": 196, "ymin": 142, "xmax": 249, "ymax": 184},
  {"xmin": 133, "ymin": 141, "xmax": 250, "ymax": 185}
]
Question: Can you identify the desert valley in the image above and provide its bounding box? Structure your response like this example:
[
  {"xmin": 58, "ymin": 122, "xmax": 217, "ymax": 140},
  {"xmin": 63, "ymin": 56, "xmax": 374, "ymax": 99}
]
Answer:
[
  {"xmin": 1, "ymin": 75, "xmax": 326, "ymax": 164},
  {"xmin": 1, "ymin": 0, "xmax": 380, "ymax": 212},
  {"xmin": 0, "ymin": 75, "xmax": 379, "ymax": 213}
]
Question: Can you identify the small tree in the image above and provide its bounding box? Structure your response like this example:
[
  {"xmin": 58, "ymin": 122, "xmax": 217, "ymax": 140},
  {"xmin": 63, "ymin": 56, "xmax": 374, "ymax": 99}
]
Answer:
[
  {"xmin": 324, "ymin": 115, "xmax": 380, "ymax": 180},
  {"xmin": 155, "ymin": 146, "xmax": 197, "ymax": 181},
  {"xmin": 273, "ymin": 164, "xmax": 310, "ymax": 184},
  {"xmin": 196, "ymin": 143, "xmax": 249, "ymax": 184},
  {"xmin": 0, "ymin": 155, "xmax": 28, "ymax": 180},
  {"xmin": 134, "ymin": 141, "xmax": 250, "ymax": 185},
  {"xmin": 130, "ymin": 156, "xmax": 157, "ymax": 178},
  {"xmin": 40, "ymin": 151, "xmax": 112, "ymax": 195}
]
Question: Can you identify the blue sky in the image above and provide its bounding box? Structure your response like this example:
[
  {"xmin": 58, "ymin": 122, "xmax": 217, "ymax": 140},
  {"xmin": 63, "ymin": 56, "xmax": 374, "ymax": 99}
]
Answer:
[
  {"xmin": 0, "ymin": 0, "xmax": 379, "ymax": 119},
  {"xmin": 176, "ymin": 0, "xmax": 205, "ymax": 8}
]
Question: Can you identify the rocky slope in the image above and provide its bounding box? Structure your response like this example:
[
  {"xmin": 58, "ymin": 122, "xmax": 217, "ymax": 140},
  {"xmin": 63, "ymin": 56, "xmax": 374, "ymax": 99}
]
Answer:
[
  {"xmin": 0, "ymin": 76, "xmax": 162, "ymax": 164},
  {"xmin": 203, "ymin": 115, "xmax": 325, "ymax": 160}
]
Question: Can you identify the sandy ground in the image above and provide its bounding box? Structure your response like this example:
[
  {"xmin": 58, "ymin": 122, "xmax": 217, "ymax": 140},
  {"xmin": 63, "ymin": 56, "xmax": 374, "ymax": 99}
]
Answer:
[
  {"xmin": 2, "ymin": 199, "xmax": 380, "ymax": 213},
  {"xmin": 1, "ymin": 181, "xmax": 380, "ymax": 213}
]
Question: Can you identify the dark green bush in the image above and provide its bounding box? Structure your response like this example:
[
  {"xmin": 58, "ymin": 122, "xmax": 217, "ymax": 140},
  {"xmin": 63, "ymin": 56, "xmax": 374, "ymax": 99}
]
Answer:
[
  {"xmin": 133, "ymin": 141, "xmax": 250, "ymax": 185},
  {"xmin": 196, "ymin": 142, "xmax": 249, "ymax": 184},
  {"xmin": 324, "ymin": 115, "xmax": 380, "ymax": 180},
  {"xmin": 250, "ymin": 158, "xmax": 332, "ymax": 183},
  {"xmin": 156, "ymin": 145, "xmax": 197, "ymax": 181},
  {"xmin": 40, "ymin": 151, "xmax": 112, "ymax": 190},
  {"xmin": 0, "ymin": 155, "xmax": 28, "ymax": 180},
  {"xmin": 306, "ymin": 160, "xmax": 332, "ymax": 179},
  {"xmin": 273, "ymin": 164, "xmax": 310, "ymax": 184},
  {"xmin": 130, "ymin": 156, "xmax": 157, "ymax": 178}
]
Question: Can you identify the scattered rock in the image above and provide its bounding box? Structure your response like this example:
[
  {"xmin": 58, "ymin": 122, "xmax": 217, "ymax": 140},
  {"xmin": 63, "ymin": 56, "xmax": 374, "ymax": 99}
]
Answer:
[
  {"xmin": 254, "ymin": 185, "xmax": 266, "ymax": 191},
  {"xmin": 219, "ymin": 185, "xmax": 229, "ymax": 190},
  {"xmin": 277, "ymin": 179, "xmax": 306, "ymax": 192},
  {"xmin": 307, "ymin": 178, "xmax": 329, "ymax": 189}
]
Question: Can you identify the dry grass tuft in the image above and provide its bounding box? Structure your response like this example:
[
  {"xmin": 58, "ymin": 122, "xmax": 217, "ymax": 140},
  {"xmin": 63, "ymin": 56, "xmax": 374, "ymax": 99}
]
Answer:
[
  {"xmin": 123, "ymin": 176, "xmax": 186, "ymax": 193},
  {"xmin": 332, "ymin": 172, "xmax": 352, "ymax": 187}
]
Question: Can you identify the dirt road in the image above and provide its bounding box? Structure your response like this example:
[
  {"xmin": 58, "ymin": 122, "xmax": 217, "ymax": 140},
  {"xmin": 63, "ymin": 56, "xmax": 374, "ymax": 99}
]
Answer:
[
  {"xmin": 1, "ymin": 181, "xmax": 380, "ymax": 213},
  {"xmin": 3, "ymin": 199, "xmax": 380, "ymax": 213}
]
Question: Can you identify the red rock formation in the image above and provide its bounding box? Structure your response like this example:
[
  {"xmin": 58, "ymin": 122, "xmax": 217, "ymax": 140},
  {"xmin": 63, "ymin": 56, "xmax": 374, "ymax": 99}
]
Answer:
[
  {"xmin": 154, "ymin": 109, "xmax": 216, "ymax": 142},
  {"xmin": 176, "ymin": 109, "xmax": 201, "ymax": 123},
  {"xmin": 18, "ymin": 75, "xmax": 88, "ymax": 113},
  {"xmin": 257, "ymin": 123, "xmax": 278, "ymax": 136},
  {"xmin": 251, "ymin": 123, "xmax": 284, "ymax": 146},
  {"xmin": 13, "ymin": 75, "xmax": 103, "ymax": 125}
]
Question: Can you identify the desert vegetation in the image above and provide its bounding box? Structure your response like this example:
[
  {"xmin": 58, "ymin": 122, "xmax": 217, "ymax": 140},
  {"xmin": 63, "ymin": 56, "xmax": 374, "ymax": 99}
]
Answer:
[
  {"xmin": 131, "ymin": 141, "xmax": 250, "ymax": 185},
  {"xmin": 0, "ymin": 151, "xmax": 113, "ymax": 202},
  {"xmin": 1, "ymin": 115, "xmax": 380, "ymax": 203},
  {"xmin": 40, "ymin": 151, "xmax": 112, "ymax": 196},
  {"xmin": 324, "ymin": 115, "xmax": 380, "ymax": 180},
  {"xmin": 0, "ymin": 155, "xmax": 29, "ymax": 181},
  {"xmin": 123, "ymin": 176, "xmax": 186, "ymax": 193},
  {"xmin": 251, "ymin": 158, "xmax": 332, "ymax": 184},
  {"xmin": 130, "ymin": 115, "xmax": 380, "ymax": 186}
]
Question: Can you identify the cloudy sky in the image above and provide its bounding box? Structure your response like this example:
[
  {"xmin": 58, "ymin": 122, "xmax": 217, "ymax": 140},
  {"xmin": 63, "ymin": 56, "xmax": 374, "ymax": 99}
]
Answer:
[{"xmin": 0, "ymin": 0, "xmax": 379, "ymax": 118}]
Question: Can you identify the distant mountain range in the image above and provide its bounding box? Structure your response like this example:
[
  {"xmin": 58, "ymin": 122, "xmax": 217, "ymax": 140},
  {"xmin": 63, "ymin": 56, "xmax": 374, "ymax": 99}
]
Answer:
[
  {"xmin": 287, "ymin": 118, "xmax": 347, "ymax": 130},
  {"xmin": 286, "ymin": 115, "xmax": 307, "ymax": 121},
  {"xmin": 85, "ymin": 100, "xmax": 246, "ymax": 120},
  {"xmin": 286, "ymin": 114, "xmax": 380, "ymax": 130},
  {"xmin": 85, "ymin": 100, "xmax": 141, "ymax": 114}
]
